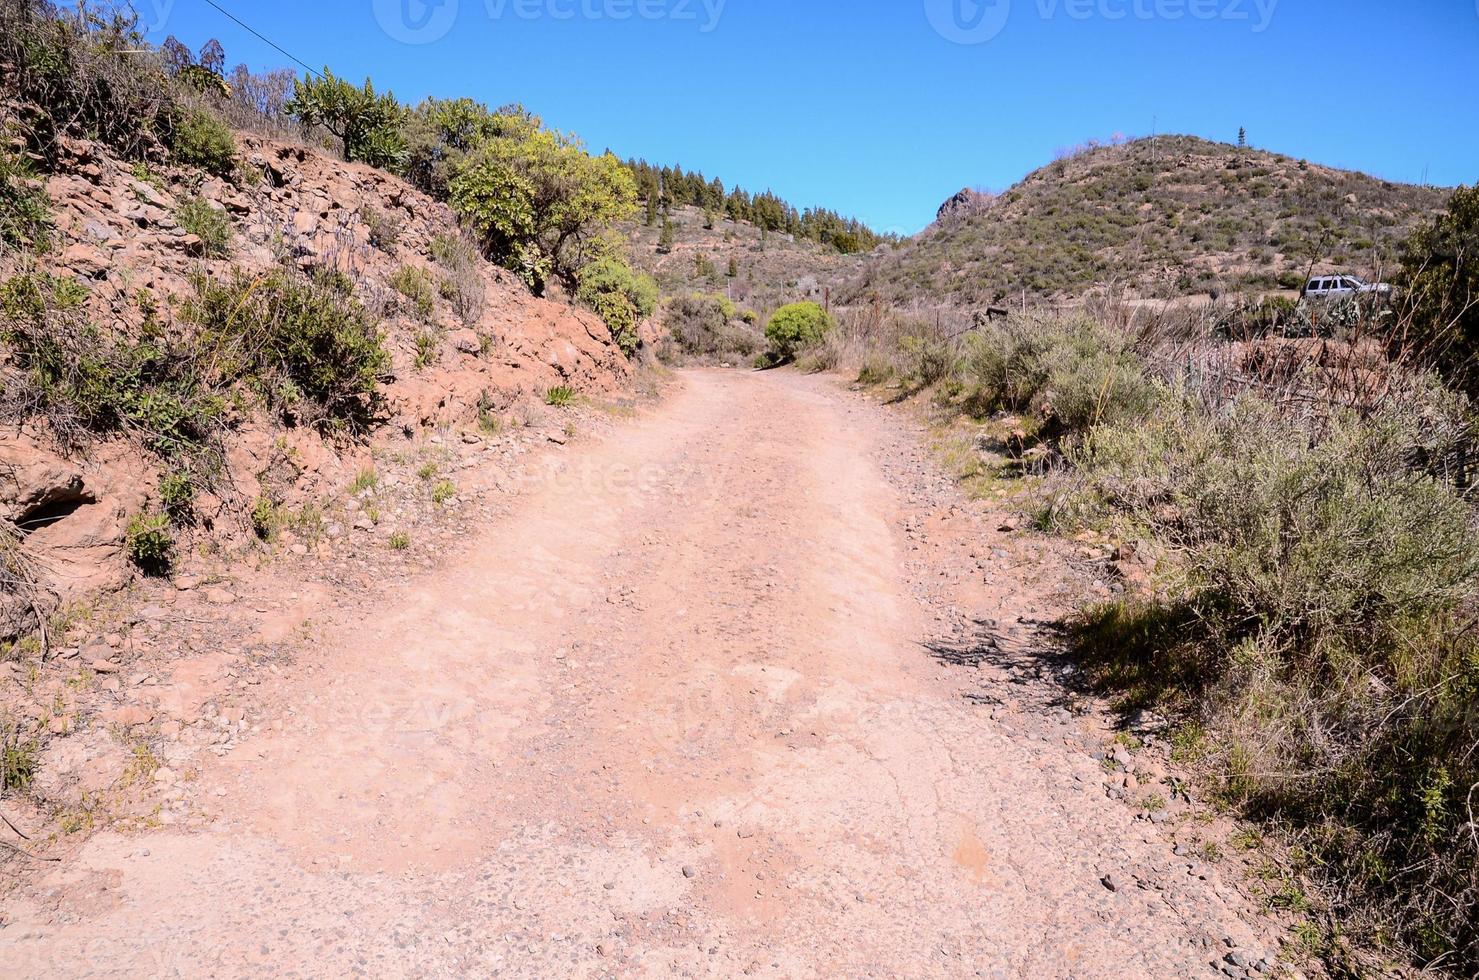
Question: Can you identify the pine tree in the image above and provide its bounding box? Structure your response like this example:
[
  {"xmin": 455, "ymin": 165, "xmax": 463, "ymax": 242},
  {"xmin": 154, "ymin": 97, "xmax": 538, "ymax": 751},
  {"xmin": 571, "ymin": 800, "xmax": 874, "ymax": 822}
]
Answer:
[
  {"xmin": 1238, "ymin": 127, "xmax": 1247, "ymax": 149},
  {"xmin": 657, "ymin": 217, "xmax": 675, "ymax": 255},
  {"xmin": 727, "ymin": 256, "xmax": 739, "ymax": 278}
]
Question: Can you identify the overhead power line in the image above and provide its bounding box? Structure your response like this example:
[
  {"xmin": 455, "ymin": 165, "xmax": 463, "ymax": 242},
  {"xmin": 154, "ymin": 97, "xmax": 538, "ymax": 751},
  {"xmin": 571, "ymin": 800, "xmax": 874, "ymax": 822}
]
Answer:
[{"xmin": 197, "ymin": 0, "xmax": 323, "ymax": 78}]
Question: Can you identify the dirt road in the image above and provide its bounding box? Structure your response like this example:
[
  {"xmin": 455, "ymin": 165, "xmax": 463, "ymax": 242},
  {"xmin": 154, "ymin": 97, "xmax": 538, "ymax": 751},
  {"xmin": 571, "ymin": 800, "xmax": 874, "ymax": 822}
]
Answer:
[{"xmin": 4, "ymin": 370, "xmax": 1277, "ymax": 977}]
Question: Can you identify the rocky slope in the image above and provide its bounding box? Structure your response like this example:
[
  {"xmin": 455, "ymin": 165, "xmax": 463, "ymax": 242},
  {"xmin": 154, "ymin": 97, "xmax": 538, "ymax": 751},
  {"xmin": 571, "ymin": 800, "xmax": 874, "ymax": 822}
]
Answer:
[{"xmin": 1, "ymin": 131, "xmax": 631, "ymax": 628}]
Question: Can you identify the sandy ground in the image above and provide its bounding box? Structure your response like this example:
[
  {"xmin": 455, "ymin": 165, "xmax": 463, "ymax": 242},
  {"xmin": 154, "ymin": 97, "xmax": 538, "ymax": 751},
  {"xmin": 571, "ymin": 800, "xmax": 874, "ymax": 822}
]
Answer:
[{"xmin": 2, "ymin": 369, "xmax": 1281, "ymax": 978}]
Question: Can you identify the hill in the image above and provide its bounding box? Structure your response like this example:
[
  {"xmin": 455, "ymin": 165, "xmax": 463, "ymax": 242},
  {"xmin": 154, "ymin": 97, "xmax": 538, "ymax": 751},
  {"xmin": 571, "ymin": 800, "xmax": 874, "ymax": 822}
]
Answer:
[
  {"xmin": 842, "ymin": 135, "xmax": 1450, "ymax": 309},
  {"xmin": 622, "ymin": 205, "xmax": 868, "ymax": 316}
]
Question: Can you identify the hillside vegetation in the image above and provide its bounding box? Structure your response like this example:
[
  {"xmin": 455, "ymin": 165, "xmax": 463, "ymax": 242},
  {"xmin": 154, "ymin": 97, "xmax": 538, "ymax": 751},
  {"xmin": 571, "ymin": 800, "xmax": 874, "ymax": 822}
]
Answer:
[{"xmin": 846, "ymin": 135, "xmax": 1449, "ymax": 309}]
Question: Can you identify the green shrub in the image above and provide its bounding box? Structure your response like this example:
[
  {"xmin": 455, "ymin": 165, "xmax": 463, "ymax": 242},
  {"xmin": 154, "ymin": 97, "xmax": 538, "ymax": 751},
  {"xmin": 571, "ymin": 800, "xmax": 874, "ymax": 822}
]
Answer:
[
  {"xmin": 661, "ymin": 293, "xmax": 762, "ymax": 362},
  {"xmin": 158, "ymin": 467, "xmax": 197, "ymax": 521},
  {"xmin": 430, "ymin": 479, "xmax": 456, "ymax": 505},
  {"xmin": 250, "ymin": 496, "xmax": 279, "ymax": 541},
  {"xmin": 125, "ymin": 512, "xmax": 173, "ymax": 575},
  {"xmin": 361, "ymin": 207, "xmax": 403, "ymax": 252},
  {"xmin": 764, "ymin": 302, "xmax": 834, "ymax": 361},
  {"xmin": 575, "ymin": 256, "xmax": 658, "ymax": 356},
  {"xmin": 388, "ymin": 531, "xmax": 411, "ymax": 551},
  {"xmin": 175, "ymin": 197, "xmax": 231, "ymax": 257},
  {"xmin": 169, "ymin": 108, "xmax": 237, "ymax": 177},
  {"xmin": 1, "ymin": 716, "xmax": 38, "ymax": 792},
  {"xmin": 898, "ymin": 334, "xmax": 955, "ymax": 390},
  {"xmin": 413, "ymin": 329, "xmax": 438, "ymax": 370},
  {"xmin": 0, "ymin": 150, "xmax": 52, "ymax": 253},
  {"xmin": 448, "ymin": 128, "xmax": 637, "ymax": 293},
  {"xmin": 391, "ymin": 265, "xmax": 436, "ymax": 320},
  {"xmin": 545, "ymin": 385, "xmax": 575, "ymax": 407},
  {"xmin": 182, "ymin": 268, "xmax": 388, "ymax": 430},
  {"xmin": 857, "ymin": 356, "xmax": 896, "ymax": 386},
  {"xmin": 1, "ymin": 272, "xmax": 224, "ymax": 454}
]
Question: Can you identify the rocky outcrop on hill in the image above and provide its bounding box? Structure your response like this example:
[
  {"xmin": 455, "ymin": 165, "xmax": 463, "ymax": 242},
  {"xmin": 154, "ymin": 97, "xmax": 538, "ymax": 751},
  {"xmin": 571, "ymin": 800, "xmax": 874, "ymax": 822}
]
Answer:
[{"xmin": 935, "ymin": 187, "xmax": 995, "ymax": 224}]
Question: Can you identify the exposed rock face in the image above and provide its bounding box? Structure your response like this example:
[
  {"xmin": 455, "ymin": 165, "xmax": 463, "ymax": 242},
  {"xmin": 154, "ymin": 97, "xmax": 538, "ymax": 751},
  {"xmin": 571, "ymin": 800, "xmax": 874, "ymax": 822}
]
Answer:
[
  {"xmin": 0, "ymin": 131, "xmax": 633, "ymax": 620},
  {"xmin": 935, "ymin": 187, "xmax": 995, "ymax": 224}
]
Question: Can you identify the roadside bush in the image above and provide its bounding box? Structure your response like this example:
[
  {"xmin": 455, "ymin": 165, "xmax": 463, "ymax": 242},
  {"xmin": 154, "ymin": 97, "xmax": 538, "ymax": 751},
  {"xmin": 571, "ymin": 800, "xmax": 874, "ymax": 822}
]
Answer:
[
  {"xmin": 182, "ymin": 267, "xmax": 388, "ymax": 431},
  {"xmin": 0, "ymin": 150, "xmax": 53, "ymax": 253},
  {"xmin": 1401, "ymin": 185, "xmax": 1479, "ymax": 396},
  {"xmin": 1068, "ymin": 388, "xmax": 1479, "ymax": 969},
  {"xmin": 575, "ymin": 256, "xmax": 657, "ymax": 356},
  {"xmin": 174, "ymin": 197, "xmax": 231, "ymax": 257},
  {"xmin": 661, "ymin": 293, "xmax": 761, "ymax": 362},
  {"xmin": 169, "ymin": 107, "xmax": 237, "ymax": 177},
  {"xmin": 361, "ymin": 206, "xmax": 403, "ymax": 252},
  {"xmin": 1, "ymin": 713, "xmax": 38, "ymax": 792},
  {"xmin": 959, "ymin": 314, "xmax": 1152, "ymax": 434},
  {"xmin": 157, "ymin": 466, "xmax": 198, "ymax": 521},
  {"xmin": 448, "ymin": 128, "xmax": 637, "ymax": 293},
  {"xmin": 764, "ymin": 301, "xmax": 834, "ymax": 362}
]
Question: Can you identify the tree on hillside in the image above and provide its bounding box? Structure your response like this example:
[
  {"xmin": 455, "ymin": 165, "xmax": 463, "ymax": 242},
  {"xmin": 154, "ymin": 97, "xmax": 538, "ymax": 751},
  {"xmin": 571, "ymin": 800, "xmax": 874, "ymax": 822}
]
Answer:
[
  {"xmin": 1400, "ymin": 185, "xmax": 1479, "ymax": 393},
  {"xmin": 1238, "ymin": 127, "xmax": 1247, "ymax": 149},
  {"xmin": 400, "ymin": 97, "xmax": 539, "ymax": 199},
  {"xmin": 657, "ymin": 217, "xmax": 675, "ymax": 255},
  {"xmin": 198, "ymin": 38, "xmax": 226, "ymax": 76},
  {"xmin": 286, "ymin": 69, "xmax": 406, "ymax": 170},
  {"xmin": 449, "ymin": 128, "xmax": 637, "ymax": 294}
]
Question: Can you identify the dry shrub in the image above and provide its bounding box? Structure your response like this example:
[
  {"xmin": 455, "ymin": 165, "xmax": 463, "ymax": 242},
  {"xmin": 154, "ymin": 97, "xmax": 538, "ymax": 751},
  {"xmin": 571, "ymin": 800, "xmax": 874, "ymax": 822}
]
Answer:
[
  {"xmin": 661, "ymin": 293, "xmax": 762, "ymax": 363},
  {"xmin": 1068, "ymin": 387, "xmax": 1479, "ymax": 971},
  {"xmin": 430, "ymin": 233, "xmax": 487, "ymax": 326}
]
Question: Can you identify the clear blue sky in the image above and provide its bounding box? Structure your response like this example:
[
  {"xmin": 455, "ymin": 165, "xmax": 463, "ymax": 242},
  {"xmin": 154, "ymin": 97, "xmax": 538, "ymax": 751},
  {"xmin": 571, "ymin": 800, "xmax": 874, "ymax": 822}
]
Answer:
[{"xmin": 133, "ymin": 0, "xmax": 1479, "ymax": 233}]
